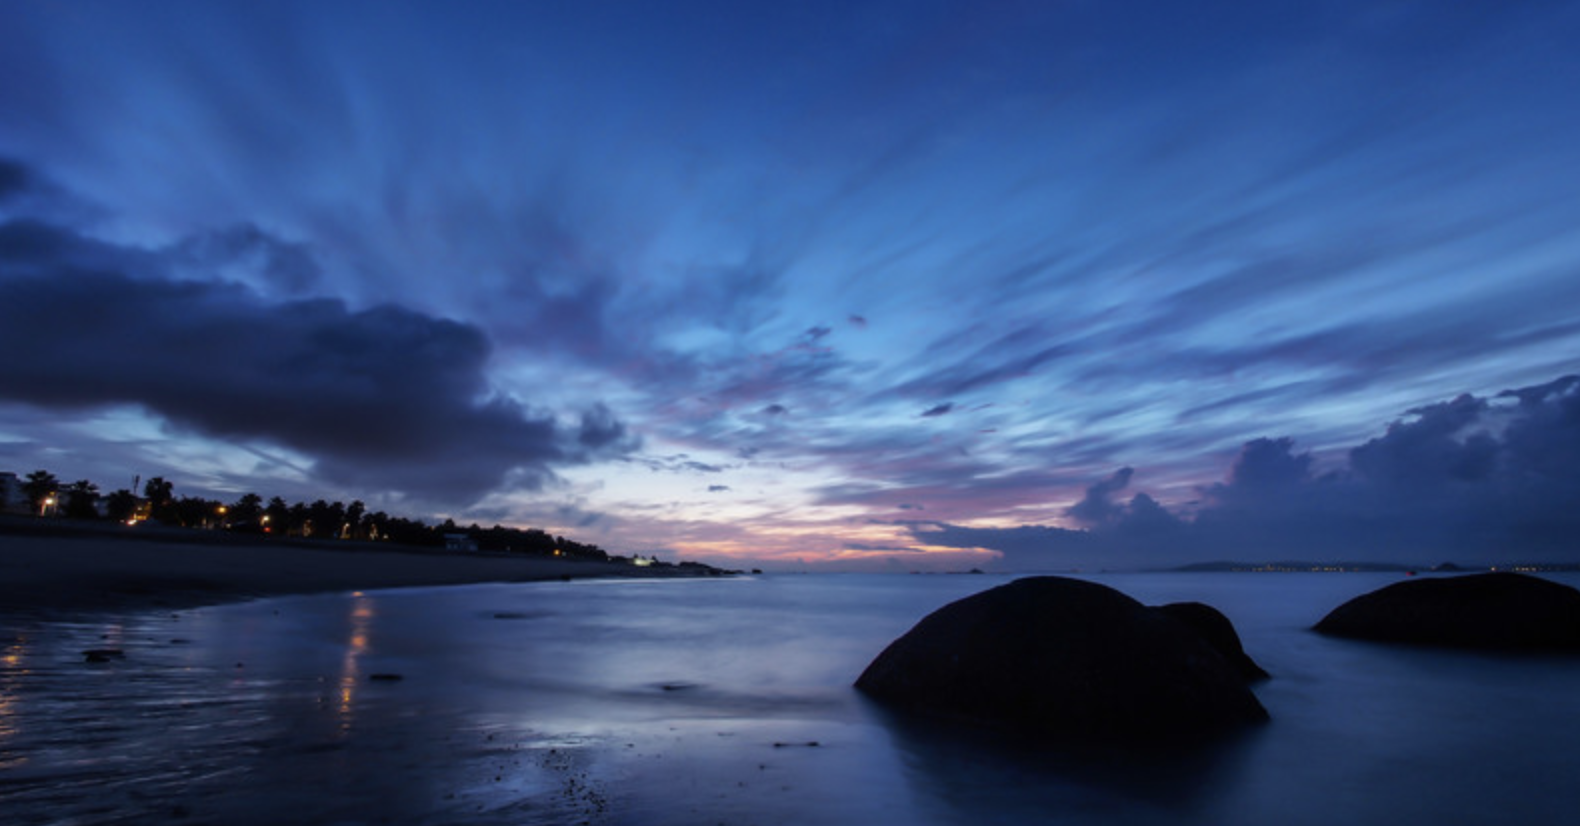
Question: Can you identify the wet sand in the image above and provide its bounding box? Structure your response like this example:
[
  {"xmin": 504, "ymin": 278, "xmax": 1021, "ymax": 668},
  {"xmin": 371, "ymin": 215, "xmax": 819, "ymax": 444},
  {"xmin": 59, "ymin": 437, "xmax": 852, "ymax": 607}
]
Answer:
[{"xmin": 0, "ymin": 520, "xmax": 692, "ymax": 619}]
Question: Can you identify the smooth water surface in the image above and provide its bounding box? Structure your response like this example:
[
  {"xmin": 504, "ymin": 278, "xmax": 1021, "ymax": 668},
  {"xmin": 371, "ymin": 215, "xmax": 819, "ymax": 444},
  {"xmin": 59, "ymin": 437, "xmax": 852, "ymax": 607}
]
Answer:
[{"xmin": 3, "ymin": 572, "xmax": 1579, "ymax": 825}]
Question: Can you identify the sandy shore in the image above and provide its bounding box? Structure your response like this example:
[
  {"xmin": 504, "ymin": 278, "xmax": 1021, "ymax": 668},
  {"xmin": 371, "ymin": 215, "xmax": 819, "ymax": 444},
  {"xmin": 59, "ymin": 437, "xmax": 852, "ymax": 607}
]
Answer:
[{"xmin": 0, "ymin": 521, "xmax": 699, "ymax": 619}]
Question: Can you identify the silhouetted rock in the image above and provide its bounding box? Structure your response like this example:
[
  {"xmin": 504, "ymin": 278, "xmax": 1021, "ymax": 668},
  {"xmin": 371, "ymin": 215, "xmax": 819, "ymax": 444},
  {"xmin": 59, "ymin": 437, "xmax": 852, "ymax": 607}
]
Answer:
[
  {"xmin": 1156, "ymin": 601, "xmax": 1269, "ymax": 681},
  {"xmin": 855, "ymin": 577, "xmax": 1268, "ymax": 744},
  {"xmin": 1315, "ymin": 572, "xmax": 1580, "ymax": 650},
  {"xmin": 82, "ymin": 648, "xmax": 126, "ymax": 663}
]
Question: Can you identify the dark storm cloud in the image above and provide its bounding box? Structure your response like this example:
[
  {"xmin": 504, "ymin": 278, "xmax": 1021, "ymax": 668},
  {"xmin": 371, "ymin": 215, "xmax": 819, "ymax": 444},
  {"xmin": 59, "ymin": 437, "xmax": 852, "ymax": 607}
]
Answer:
[
  {"xmin": 170, "ymin": 223, "xmax": 324, "ymax": 295},
  {"xmin": 0, "ymin": 219, "xmax": 163, "ymax": 280},
  {"xmin": 576, "ymin": 403, "xmax": 635, "ymax": 452},
  {"xmin": 0, "ymin": 158, "xmax": 102, "ymax": 230},
  {"xmin": 920, "ymin": 403, "xmax": 953, "ymax": 418},
  {"xmin": 0, "ymin": 219, "xmax": 634, "ymax": 503},
  {"xmin": 916, "ymin": 376, "xmax": 1580, "ymax": 569},
  {"xmin": 0, "ymin": 158, "xmax": 30, "ymax": 201}
]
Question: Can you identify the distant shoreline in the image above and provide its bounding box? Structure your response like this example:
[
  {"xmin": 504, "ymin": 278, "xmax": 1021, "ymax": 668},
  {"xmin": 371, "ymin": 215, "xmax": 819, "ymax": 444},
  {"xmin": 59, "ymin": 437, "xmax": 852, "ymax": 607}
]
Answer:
[
  {"xmin": 0, "ymin": 517, "xmax": 725, "ymax": 621},
  {"xmin": 1167, "ymin": 559, "xmax": 1580, "ymax": 574}
]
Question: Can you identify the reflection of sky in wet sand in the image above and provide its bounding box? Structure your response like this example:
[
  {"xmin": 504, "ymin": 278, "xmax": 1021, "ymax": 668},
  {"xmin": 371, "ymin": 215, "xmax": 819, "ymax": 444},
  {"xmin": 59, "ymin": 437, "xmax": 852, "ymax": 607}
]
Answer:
[{"xmin": 0, "ymin": 580, "xmax": 943, "ymax": 824}]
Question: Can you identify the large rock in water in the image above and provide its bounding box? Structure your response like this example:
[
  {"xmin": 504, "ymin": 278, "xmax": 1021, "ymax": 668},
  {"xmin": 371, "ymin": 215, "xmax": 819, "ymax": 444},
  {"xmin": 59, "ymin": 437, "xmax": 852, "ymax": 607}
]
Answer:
[
  {"xmin": 1314, "ymin": 572, "xmax": 1580, "ymax": 650},
  {"xmin": 854, "ymin": 577, "xmax": 1268, "ymax": 744}
]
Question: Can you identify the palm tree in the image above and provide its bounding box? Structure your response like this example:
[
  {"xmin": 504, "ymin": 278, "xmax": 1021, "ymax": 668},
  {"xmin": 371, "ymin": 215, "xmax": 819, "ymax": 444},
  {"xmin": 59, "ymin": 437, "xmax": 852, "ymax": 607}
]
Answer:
[
  {"xmin": 22, "ymin": 470, "xmax": 58, "ymax": 516},
  {"xmin": 230, "ymin": 492, "xmax": 264, "ymax": 527},
  {"xmin": 288, "ymin": 502, "xmax": 309, "ymax": 536},
  {"xmin": 63, "ymin": 480, "xmax": 100, "ymax": 519},
  {"xmin": 364, "ymin": 510, "xmax": 389, "ymax": 541},
  {"xmin": 143, "ymin": 476, "xmax": 175, "ymax": 523},
  {"xmin": 105, "ymin": 489, "xmax": 139, "ymax": 523},
  {"xmin": 344, "ymin": 500, "xmax": 366, "ymax": 540},
  {"xmin": 264, "ymin": 496, "xmax": 290, "ymax": 534}
]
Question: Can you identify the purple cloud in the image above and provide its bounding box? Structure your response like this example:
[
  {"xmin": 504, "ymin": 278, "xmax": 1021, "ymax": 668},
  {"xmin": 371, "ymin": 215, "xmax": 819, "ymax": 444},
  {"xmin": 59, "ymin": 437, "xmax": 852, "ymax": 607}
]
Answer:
[{"xmin": 916, "ymin": 375, "xmax": 1580, "ymax": 569}]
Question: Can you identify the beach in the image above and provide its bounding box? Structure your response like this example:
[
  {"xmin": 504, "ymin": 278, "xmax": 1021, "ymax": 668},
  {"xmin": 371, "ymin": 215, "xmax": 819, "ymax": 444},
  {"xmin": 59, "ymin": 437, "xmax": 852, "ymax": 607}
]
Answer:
[
  {"xmin": 4, "ymin": 570, "xmax": 1579, "ymax": 824},
  {"xmin": 0, "ymin": 520, "xmax": 703, "ymax": 619}
]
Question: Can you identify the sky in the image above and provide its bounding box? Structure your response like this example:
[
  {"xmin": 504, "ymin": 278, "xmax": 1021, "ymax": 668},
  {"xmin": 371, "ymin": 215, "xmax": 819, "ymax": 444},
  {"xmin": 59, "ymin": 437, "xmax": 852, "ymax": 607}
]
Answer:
[{"xmin": 2, "ymin": 0, "xmax": 1578, "ymax": 571}]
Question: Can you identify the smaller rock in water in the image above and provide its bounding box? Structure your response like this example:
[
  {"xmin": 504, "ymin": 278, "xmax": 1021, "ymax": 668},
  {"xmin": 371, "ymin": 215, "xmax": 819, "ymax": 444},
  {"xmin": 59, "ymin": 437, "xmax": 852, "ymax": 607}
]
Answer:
[
  {"xmin": 1314, "ymin": 572, "xmax": 1580, "ymax": 650},
  {"xmin": 82, "ymin": 649, "xmax": 126, "ymax": 664},
  {"xmin": 368, "ymin": 673, "xmax": 405, "ymax": 682}
]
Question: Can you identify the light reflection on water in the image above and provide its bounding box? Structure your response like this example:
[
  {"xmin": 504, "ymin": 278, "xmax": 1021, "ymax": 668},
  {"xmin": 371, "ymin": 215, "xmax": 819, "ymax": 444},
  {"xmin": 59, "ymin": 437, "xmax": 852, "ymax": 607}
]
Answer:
[
  {"xmin": 1, "ymin": 573, "xmax": 1578, "ymax": 825},
  {"xmin": 338, "ymin": 592, "xmax": 374, "ymax": 731},
  {"xmin": 0, "ymin": 633, "xmax": 29, "ymax": 768}
]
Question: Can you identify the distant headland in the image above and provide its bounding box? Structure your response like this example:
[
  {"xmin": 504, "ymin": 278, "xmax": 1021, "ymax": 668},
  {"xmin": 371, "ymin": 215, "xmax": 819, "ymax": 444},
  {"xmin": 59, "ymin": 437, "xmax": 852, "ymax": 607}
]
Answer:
[
  {"xmin": 0, "ymin": 517, "xmax": 735, "ymax": 620},
  {"xmin": 0, "ymin": 467, "xmax": 736, "ymax": 619},
  {"xmin": 1168, "ymin": 560, "xmax": 1580, "ymax": 573}
]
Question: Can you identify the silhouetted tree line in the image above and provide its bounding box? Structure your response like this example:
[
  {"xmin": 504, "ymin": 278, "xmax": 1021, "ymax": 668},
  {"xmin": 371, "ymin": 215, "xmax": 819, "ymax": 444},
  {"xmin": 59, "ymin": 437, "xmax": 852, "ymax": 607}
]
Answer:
[{"xmin": 4, "ymin": 468, "xmax": 611, "ymax": 561}]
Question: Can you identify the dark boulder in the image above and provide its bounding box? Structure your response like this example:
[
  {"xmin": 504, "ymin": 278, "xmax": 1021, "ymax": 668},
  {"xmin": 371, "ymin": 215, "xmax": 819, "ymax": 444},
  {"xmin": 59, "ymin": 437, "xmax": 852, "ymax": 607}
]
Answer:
[
  {"xmin": 855, "ymin": 577, "xmax": 1268, "ymax": 744},
  {"xmin": 1157, "ymin": 601, "xmax": 1269, "ymax": 681},
  {"xmin": 1314, "ymin": 572, "xmax": 1580, "ymax": 650}
]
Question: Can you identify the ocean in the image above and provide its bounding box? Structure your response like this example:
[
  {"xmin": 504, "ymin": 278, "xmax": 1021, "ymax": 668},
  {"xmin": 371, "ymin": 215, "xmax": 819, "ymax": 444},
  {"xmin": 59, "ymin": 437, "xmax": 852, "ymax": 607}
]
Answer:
[{"xmin": 3, "ymin": 571, "xmax": 1578, "ymax": 825}]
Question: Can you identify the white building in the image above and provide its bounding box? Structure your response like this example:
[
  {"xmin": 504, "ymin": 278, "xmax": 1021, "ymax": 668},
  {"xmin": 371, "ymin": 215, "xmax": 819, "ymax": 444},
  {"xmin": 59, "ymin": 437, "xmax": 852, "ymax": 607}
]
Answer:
[
  {"xmin": 443, "ymin": 532, "xmax": 479, "ymax": 552},
  {"xmin": 0, "ymin": 471, "xmax": 29, "ymax": 515}
]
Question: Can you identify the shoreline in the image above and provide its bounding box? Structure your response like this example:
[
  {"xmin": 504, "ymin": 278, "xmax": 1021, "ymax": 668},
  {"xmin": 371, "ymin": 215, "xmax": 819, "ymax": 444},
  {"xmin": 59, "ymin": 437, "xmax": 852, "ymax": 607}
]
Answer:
[{"xmin": 0, "ymin": 519, "xmax": 723, "ymax": 621}]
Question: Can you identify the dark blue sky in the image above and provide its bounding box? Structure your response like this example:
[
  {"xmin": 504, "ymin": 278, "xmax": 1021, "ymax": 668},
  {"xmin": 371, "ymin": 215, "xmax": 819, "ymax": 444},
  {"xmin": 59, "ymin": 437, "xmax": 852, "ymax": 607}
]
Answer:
[{"xmin": 2, "ymin": 1, "xmax": 1578, "ymax": 569}]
